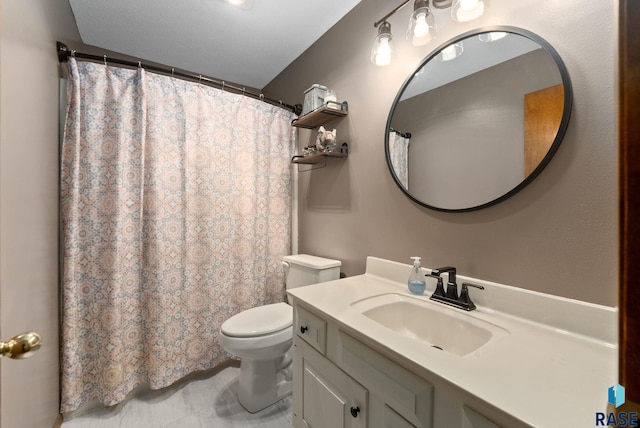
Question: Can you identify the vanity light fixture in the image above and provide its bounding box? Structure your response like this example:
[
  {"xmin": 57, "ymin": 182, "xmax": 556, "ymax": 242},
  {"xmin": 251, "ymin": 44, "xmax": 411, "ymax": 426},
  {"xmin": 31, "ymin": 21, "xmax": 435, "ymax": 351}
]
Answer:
[
  {"xmin": 371, "ymin": 0, "xmax": 489, "ymax": 66},
  {"xmin": 371, "ymin": 21, "xmax": 395, "ymax": 66}
]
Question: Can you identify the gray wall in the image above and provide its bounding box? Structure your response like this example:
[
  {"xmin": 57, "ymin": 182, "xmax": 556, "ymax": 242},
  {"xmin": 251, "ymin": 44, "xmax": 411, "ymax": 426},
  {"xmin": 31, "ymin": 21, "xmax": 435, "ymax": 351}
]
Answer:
[{"xmin": 264, "ymin": 0, "xmax": 617, "ymax": 306}]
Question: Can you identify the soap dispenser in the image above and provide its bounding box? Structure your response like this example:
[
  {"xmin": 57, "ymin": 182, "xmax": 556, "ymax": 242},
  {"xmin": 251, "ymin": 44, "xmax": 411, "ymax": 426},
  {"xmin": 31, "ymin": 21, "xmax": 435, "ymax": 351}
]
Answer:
[{"xmin": 408, "ymin": 257, "xmax": 426, "ymax": 295}]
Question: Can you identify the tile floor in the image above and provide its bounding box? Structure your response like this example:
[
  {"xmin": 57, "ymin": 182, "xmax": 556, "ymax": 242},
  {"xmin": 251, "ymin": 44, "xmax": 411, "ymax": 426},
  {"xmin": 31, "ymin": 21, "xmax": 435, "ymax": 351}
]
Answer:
[{"xmin": 62, "ymin": 365, "xmax": 294, "ymax": 428}]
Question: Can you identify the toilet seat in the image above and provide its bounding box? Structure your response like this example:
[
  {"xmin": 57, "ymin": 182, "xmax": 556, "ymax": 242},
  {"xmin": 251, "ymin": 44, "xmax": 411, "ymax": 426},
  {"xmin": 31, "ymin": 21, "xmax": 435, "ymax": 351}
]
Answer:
[{"xmin": 221, "ymin": 302, "xmax": 292, "ymax": 338}]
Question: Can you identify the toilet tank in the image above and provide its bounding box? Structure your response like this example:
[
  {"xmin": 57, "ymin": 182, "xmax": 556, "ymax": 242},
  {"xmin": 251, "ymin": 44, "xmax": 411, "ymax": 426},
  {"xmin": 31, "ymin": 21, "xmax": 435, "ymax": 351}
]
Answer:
[{"xmin": 283, "ymin": 254, "xmax": 341, "ymax": 303}]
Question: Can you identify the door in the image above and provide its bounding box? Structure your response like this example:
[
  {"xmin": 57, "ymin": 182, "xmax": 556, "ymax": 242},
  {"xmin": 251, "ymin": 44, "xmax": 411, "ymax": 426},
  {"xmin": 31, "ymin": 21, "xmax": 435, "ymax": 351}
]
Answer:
[
  {"xmin": 523, "ymin": 84, "xmax": 564, "ymax": 177},
  {"xmin": 619, "ymin": 0, "xmax": 640, "ymax": 408},
  {"xmin": 0, "ymin": 332, "xmax": 43, "ymax": 426}
]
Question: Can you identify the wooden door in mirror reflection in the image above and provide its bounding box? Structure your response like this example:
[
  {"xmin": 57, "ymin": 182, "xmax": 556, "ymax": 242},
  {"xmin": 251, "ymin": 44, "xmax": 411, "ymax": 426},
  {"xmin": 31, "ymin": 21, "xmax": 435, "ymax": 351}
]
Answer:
[
  {"xmin": 620, "ymin": 0, "xmax": 640, "ymax": 407},
  {"xmin": 524, "ymin": 84, "xmax": 563, "ymax": 177}
]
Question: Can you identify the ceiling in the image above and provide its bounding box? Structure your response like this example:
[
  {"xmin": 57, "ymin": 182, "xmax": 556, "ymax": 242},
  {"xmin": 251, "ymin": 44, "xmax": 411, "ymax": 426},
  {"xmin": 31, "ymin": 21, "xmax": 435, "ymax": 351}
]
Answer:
[{"xmin": 69, "ymin": 0, "xmax": 361, "ymax": 89}]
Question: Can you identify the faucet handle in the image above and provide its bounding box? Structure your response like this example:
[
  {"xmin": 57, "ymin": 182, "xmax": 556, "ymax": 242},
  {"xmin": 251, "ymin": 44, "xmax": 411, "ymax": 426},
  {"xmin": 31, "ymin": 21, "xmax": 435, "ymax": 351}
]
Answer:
[
  {"xmin": 426, "ymin": 274, "xmax": 445, "ymax": 298},
  {"xmin": 459, "ymin": 283, "xmax": 485, "ymax": 311}
]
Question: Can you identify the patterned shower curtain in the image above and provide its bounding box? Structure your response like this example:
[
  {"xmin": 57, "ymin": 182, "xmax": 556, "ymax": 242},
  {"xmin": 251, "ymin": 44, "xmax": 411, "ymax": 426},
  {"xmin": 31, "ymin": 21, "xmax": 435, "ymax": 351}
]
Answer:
[{"xmin": 60, "ymin": 59, "xmax": 296, "ymax": 413}]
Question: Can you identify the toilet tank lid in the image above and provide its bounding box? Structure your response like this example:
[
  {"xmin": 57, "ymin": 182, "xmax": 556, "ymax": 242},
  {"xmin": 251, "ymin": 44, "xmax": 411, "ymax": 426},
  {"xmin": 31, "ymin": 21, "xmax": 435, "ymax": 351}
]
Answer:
[{"xmin": 283, "ymin": 254, "xmax": 341, "ymax": 269}]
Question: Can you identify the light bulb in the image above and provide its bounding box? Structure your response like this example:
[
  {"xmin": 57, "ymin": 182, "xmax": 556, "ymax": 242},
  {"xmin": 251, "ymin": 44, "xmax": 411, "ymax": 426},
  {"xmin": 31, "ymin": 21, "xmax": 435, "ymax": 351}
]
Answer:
[
  {"xmin": 439, "ymin": 43, "xmax": 463, "ymax": 61},
  {"xmin": 413, "ymin": 13, "xmax": 429, "ymax": 38},
  {"xmin": 451, "ymin": 0, "xmax": 487, "ymax": 22},
  {"xmin": 376, "ymin": 38, "xmax": 392, "ymax": 66},
  {"xmin": 407, "ymin": 3, "xmax": 435, "ymax": 47},
  {"xmin": 223, "ymin": 0, "xmax": 254, "ymax": 10},
  {"xmin": 441, "ymin": 45, "xmax": 456, "ymax": 61},
  {"xmin": 371, "ymin": 22, "xmax": 395, "ymax": 66},
  {"xmin": 460, "ymin": 0, "xmax": 478, "ymax": 10},
  {"xmin": 478, "ymin": 31, "xmax": 507, "ymax": 42}
]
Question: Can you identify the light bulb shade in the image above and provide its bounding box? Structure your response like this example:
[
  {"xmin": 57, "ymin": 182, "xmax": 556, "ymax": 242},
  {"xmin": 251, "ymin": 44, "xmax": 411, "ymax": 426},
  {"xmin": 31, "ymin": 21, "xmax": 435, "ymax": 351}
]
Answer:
[
  {"xmin": 478, "ymin": 31, "xmax": 507, "ymax": 42},
  {"xmin": 406, "ymin": 1, "xmax": 436, "ymax": 46},
  {"xmin": 371, "ymin": 22, "xmax": 395, "ymax": 66},
  {"xmin": 439, "ymin": 42, "xmax": 463, "ymax": 61},
  {"xmin": 451, "ymin": 0, "xmax": 488, "ymax": 22}
]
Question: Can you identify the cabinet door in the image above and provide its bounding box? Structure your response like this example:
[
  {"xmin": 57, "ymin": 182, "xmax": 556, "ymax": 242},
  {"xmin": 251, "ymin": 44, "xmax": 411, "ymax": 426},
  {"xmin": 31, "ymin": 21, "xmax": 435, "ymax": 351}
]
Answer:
[
  {"xmin": 335, "ymin": 331, "xmax": 433, "ymax": 428},
  {"xmin": 383, "ymin": 405, "xmax": 416, "ymax": 428},
  {"xmin": 294, "ymin": 337, "xmax": 368, "ymax": 428}
]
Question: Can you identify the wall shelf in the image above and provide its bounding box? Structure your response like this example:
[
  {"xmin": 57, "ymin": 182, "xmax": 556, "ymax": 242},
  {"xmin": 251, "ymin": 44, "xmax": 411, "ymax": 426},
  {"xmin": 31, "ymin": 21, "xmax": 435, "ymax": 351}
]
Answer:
[
  {"xmin": 291, "ymin": 143, "xmax": 349, "ymax": 171},
  {"xmin": 292, "ymin": 101, "xmax": 348, "ymax": 129},
  {"xmin": 291, "ymin": 149, "xmax": 348, "ymax": 165}
]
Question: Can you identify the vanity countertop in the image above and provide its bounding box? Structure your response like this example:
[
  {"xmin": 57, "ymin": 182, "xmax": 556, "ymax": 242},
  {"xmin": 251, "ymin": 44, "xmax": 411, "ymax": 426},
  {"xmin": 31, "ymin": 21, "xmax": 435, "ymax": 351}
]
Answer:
[{"xmin": 288, "ymin": 257, "xmax": 617, "ymax": 428}]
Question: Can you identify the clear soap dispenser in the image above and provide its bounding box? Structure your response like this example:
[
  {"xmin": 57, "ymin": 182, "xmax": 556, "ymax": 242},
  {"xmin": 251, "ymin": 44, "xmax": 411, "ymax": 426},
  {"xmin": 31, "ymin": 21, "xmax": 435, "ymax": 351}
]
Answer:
[{"xmin": 408, "ymin": 257, "xmax": 426, "ymax": 295}]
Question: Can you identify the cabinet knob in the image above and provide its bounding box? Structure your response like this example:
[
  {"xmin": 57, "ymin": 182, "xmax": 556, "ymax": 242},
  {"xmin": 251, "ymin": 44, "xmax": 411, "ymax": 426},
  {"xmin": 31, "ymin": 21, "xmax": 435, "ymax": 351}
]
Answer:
[
  {"xmin": 300, "ymin": 326, "xmax": 308, "ymax": 334},
  {"xmin": 350, "ymin": 406, "xmax": 360, "ymax": 417}
]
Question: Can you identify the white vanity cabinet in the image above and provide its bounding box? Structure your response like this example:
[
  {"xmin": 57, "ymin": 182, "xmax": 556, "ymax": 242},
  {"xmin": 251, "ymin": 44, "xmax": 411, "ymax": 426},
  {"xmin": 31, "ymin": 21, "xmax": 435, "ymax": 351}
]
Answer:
[
  {"xmin": 293, "ymin": 304, "xmax": 367, "ymax": 428},
  {"xmin": 289, "ymin": 257, "xmax": 617, "ymax": 428},
  {"xmin": 292, "ymin": 303, "xmax": 524, "ymax": 428}
]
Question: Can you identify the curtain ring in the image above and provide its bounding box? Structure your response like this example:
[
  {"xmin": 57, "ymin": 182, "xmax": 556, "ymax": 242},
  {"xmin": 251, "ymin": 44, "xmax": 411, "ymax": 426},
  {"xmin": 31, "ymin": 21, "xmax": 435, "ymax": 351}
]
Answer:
[{"xmin": 103, "ymin": 55, "xmax": 107, "ymax": 66}]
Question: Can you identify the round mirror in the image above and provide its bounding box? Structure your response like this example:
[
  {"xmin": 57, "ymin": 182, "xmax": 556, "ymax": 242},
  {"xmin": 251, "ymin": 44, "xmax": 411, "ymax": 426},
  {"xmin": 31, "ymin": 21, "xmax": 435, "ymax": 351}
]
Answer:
[{"xmin": 385, "ymin": 26, "xmax": 572, "ymax": 212}]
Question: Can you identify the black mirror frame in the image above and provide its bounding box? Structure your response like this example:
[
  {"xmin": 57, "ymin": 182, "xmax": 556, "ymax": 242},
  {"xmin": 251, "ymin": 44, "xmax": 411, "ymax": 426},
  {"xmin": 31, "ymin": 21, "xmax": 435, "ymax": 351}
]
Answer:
[{"xmin": 385, "ymin": 26, "xmax": 573, "ymax": 213}]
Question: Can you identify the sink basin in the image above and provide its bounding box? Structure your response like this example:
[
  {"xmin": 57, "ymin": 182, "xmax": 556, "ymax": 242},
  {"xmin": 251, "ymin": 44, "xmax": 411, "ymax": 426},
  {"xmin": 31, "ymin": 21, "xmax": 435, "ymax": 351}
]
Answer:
[{"xmin": 351, "ymin": 293, "xmax": 508, "ymax": 356}]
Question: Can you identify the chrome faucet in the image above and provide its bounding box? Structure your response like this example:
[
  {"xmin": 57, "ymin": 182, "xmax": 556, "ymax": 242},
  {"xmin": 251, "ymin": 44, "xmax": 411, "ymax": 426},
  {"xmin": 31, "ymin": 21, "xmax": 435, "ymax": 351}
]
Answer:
[{"xmin": 428, "ymin": 267, "xmax": 484, "ymax": 311}]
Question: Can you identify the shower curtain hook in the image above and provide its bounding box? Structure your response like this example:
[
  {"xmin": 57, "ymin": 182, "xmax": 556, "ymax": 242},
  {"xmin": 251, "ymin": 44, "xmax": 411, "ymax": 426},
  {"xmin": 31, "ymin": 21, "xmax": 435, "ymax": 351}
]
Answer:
[
  {"xmin": 103, "ymin": 55, "xmax": 107, "ymax": 66},
  {"xmin": 171, "ymin": 68, "xmax": 175, "ymax": 78},
  {"xmin": 222, "ymin": 81, "xmax": 225, "ymax": 91},
  {"xmin": 199, "ymin": 75, "xmax": 202, "ymax": 84},
  {"xmin": 242, "ymin": 87, "xmax": 246, "ymax": 95},
  {"xmin": 137, "ymin": 61, "xmax": 142, "ymax": 70},
  {"xmin": 71, "ymin": 49, "xmax": 76, "ymax": 58},
  {"xmin": 259, "ymin": 93, "xmax": 264, "ymax": 101}
]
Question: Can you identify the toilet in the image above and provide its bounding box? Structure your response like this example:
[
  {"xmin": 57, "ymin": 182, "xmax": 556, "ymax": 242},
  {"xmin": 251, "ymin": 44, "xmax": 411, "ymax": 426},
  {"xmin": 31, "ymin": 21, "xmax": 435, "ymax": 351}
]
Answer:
[{"xmin": 219, "ymin": 254, "xmax": 341, "ymax": 413}]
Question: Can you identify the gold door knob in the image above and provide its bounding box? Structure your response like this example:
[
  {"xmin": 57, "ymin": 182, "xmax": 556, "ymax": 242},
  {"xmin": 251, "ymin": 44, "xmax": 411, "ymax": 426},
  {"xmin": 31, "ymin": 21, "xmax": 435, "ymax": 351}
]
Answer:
[{"xmin": 0, "ymin": 332, "xmax": 41, "ymax": 359}]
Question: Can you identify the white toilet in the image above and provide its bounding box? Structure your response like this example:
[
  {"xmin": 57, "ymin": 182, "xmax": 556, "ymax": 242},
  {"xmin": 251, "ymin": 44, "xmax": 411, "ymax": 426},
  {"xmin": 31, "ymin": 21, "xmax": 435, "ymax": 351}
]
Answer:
[{"xmin": 219, "ymin": 254, "xmax": 341, "ymax": 413}]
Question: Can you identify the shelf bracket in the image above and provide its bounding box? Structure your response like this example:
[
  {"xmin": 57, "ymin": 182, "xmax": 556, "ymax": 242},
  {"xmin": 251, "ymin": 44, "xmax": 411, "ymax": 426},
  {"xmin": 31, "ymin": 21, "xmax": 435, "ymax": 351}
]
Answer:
[{"xmin": 295, "ymin": 159, "xmax": 328, "ymax": 172}]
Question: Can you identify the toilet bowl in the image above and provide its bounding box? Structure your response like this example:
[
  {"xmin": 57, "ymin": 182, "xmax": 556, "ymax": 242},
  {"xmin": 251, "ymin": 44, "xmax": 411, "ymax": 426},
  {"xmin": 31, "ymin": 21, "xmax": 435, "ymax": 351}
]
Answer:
[
  {"xmin": 219, "ymin": 254, "xmax": 341, "ymax": 413},
  {"xmin": 219, "ymin": 303, "xmax": 293, "ymax": 413}
]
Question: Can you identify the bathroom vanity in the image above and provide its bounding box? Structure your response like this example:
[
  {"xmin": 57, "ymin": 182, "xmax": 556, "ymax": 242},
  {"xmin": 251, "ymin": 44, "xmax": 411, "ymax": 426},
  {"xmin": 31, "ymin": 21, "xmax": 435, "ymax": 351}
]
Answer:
[{"xmin": 287, "ymin": 257, "xmax": 617, "ymax": 428}]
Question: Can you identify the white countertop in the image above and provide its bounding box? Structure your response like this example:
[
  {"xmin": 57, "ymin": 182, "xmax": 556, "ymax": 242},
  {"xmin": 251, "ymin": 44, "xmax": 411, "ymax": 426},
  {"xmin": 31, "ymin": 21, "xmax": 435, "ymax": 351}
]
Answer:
[{"xmin": 288, "ymin": 257, "xmax": 617, "ymax": 428}]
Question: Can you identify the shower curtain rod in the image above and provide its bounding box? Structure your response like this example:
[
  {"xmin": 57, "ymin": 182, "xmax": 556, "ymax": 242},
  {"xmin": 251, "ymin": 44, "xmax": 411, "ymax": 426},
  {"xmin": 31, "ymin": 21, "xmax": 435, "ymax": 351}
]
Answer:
[{"xmin": 56, "ymin": 42, "xmax": 302, "ymax": 115}]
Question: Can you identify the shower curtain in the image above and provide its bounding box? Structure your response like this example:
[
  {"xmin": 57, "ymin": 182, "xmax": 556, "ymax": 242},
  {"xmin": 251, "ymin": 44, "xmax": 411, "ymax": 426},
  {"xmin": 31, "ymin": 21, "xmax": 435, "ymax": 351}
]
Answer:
[
  {"xmin": 389, "ymin": 131, "xmax": 410, "ymax": 189},
  {"xmin": 60, "ymin": 59, "xmax": 296, "ymax": 413}
]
